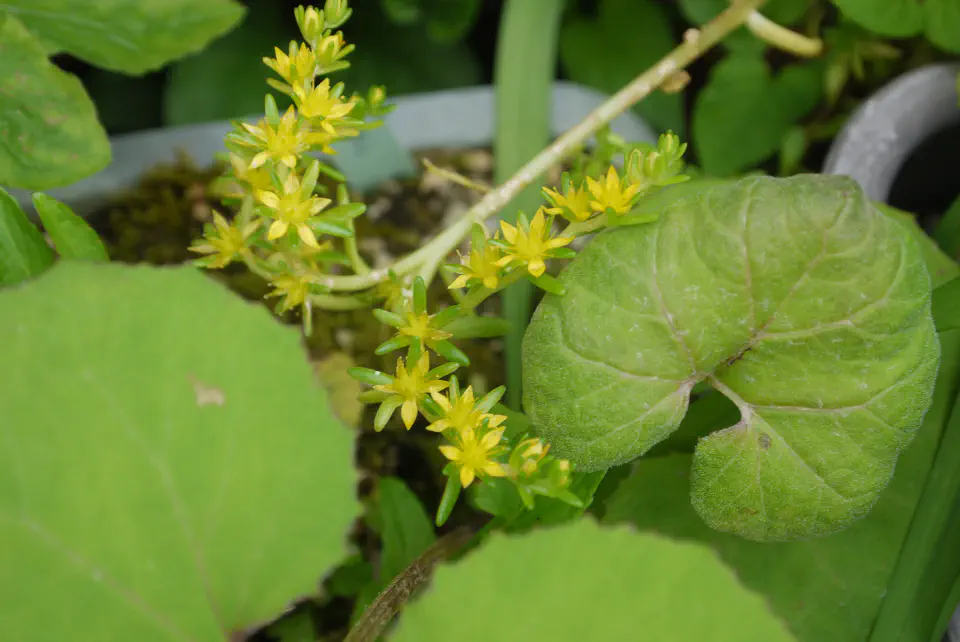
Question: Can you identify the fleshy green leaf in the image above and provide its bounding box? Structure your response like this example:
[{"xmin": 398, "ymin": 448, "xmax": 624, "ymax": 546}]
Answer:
[
  {"xmin": 375, "ymin": 477, "xmax": 437, "ymax": 583},
  {"xmin": 522, "ymin": 175, "xmax": 938, "ymax": 541},
  {"xmin": 0, "ymin": 16, "xmax": 109, "ymax": 190},
  {"xmin": 0, "ymin": 262, "xmax": 358, "ymax": 639},
  {"xmin": 560, "ymin": 0, "xmax": 684, "ymax": 135},
  {"xmin": 0, "ymin": 0, "xmax": 245, "ymax": 74},
  {"xmin": 830, "ymin": 0, "xmax": 960, "ymax": 52},
  {"xmin": 692, "ymin": 55, "xmax": 822, "ymax": 176},
  {"xmin": 390, "ymin": 519, "xmax": 796, "ymax": 642},
  {"xmin": 32, "ymin": 193, "xmax": 109, "ymax": 262},
  {"xmin": 0, "ymin": 187, "xmax": 54, "ymax": 287},
  {"xmin": 326, "ymin": 554, "xmax": 374, "ymax": 598},
  {"xmin": 443, "ymin": 314, "xmax": 511, "ymax": 339},
  {"xmin": 164, "ymin": 2, "xmax": 294, "ymax": 125},
  {"xmin": 501, "ymin": 471, "xmax": 606, "ymax": 533}
]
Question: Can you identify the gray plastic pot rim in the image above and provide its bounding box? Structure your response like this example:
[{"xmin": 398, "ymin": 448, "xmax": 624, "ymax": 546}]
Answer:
[
  {"xmin": 10, "ymin": 81, "xmax": 656, "ymax": 217},
  {"xmin": 823, "ymin": 62, "xmax": 960, "ymax": 204}
]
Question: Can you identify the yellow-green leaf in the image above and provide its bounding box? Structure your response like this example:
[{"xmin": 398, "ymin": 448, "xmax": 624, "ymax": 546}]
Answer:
[
  {"xmin": 390, "ymin": 519, "xmax": 796, "ymax": 642},
  {"xmin": 0, "ymin": 187, "xmax": 53, "ymax": 287},
  {"xmin": 0, "ymin": 0, "xmax": 245, "ymax": 74},
  {"xmin": 0, "ymin": 262, "xmax": 359, "ymax": 640},
  {"xmin": 32, "ymin": 193, "xmax": 108, "ymax": 262},
  {"xmin": 0, "ymin": 16, "xmax": 109, "ymax": 190}
]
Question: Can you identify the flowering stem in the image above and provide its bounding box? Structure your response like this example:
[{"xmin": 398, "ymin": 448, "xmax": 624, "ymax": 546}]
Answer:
[
  {"xmin": 321, "ymin": 0, "xmax": 769, "ymax": 294},
  {"xmin": 562, "ymin": 216, "xmax": 609, "ymax": 239},
  {"xmin": 745, "ymin": 10, "xmax": 822, "ymax": 57},
  {"xmin": 343, "ymin": 220, "xmax": 372, "ymax": 275},
  {"xmin": 307, "ymin": 292, "xmax": 369, "ymax": 310},
  {"xmin": 458, "ymin": 269, "xmax": 527, "ymax": 312},
  {"xmin": 344, "ymin": 526, "xmax": 477, "ymax": 642}
]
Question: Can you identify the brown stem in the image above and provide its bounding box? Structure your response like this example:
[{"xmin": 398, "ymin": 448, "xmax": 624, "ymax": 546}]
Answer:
[{"xmin": 343, "ymin": 527, "xmax": 476, "ymax": 642}]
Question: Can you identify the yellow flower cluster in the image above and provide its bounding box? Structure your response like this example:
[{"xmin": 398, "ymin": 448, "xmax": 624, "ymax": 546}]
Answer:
[
  {"xmin": 190, "ymin": 1, "xmax": 388, "ymax": 317},
  {"xmin": 350, "ymin": 273, "xmax": 566, "ymax": 510},
  {"xmin": 189, "ymin": 1, "xmax": 691, "ymax": 525},
  {"xmin": 446, "ymin": 132, "xmax": 689, "ymax": 296},
  {"xmin": 543, "ymin": 165, "xmax": 641, "ymax": 222}
]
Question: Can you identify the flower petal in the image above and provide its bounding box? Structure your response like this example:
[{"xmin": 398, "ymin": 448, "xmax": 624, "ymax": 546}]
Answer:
[
  {"xmin": 297, "ymin": 224, "xmax": 320, "ymax": 248},
  {"xmin": 439, "ymin": 444, "xmax": 461, "ymax": 461},
  {"xmin": 482, "ymin": 461, "xmax": 507, "ymax": 477},
  {"xmin": 499, "ymin": 220, "xmax": 518, "ymax": 244},
  {"xmin": 268, "ymin": 219, "xmax": 289, "ymax": 240},
  {"xmin": 401, "ymin": 400, "xmax": 419, "ymax": 429},
  {"xmin": 449, "ymin": 274, "xmax": 471, "ymax": 289}
]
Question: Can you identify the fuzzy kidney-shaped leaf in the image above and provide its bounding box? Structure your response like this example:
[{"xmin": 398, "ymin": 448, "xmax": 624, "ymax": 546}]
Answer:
[
  {"xmin": 389, "ymin": 519, "xmax": 795, "ymax": 642},
  {"xmin": 523, "ymin": 175, "xmax": 939, "ymax": 541},
  {"xmin": 0, "ymin": 262, "xmax": 358, "ymax": 641}
]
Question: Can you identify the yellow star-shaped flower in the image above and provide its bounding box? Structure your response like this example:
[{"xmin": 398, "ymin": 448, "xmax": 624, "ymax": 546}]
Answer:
[
  {"xmin": 294, "ymin": 79, "xmax": 357, "ymax": 135},
  {"xmin": 586, "ymin": 166, "xmax": 641, "ymax": 215},
  {"xmin": 189, "ymin": 212, "xmax": 260, "ymax": 268},
  {"xmin": 449, "ymin": 244, "xmax": 503, "ymax": 290},
  {"xmin": 374, "ymin": 354, "xmax": 450, "ymax": 429},
  {"xmin": 256, "ymin": 171, "xmax": 331, "ymax": 248},
  {"xmin": 242, "ymin": 107, "xmax": 328, "ymax": 169},
  {"xmin": 439, "ymin": 424, "xmax": 507, "ymax": 487},
  {"xmin": 542, "ymin": 183, "xmax": 593, "ymax": 222},
  {"xmin": 495, "ymin": 209, "xmax": 572, "ymax": 278},
  {"xmin": 426, "ymin": 386, "xmax": 506, "ymax": 434}
]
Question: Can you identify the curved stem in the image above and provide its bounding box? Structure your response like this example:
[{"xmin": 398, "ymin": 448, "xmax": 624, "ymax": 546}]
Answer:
[
  {"xmin": 344, "ymin": 527, "xmax": 477, "ymax": 642},
  {"xmin": 422, "ymin": 158, "xmax": 492, "ymax": 194},
  {"xmin": 319, "ymin": 0, "xmax": 770, "ymax": 294},
  {"xmin": 746, "ymin": 10, "xmax": 823, "ymax": 58},
  {"xmin": 344, "ymin": 220, "xmax": 371, "ymax": 275},
  {"xmin": 306, "ymin": 292, "xmax": 370, "ymax": 310}
]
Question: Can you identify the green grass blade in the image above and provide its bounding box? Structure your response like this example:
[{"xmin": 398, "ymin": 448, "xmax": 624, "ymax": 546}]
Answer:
[
  {"xmin": 868, "ymin": 280, "xmax": 960, "ymax": 642},
  {"xmin": 493, "ymin": 0, "xmax": 564, "ymax": 407}
]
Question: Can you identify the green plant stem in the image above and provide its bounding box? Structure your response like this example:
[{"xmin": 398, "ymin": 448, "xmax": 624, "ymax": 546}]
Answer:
[
  {"xmin": 239, "ymin": 253, "xmax": 369, "ymax": 310},
  {"xmin": 745, "ymin": 10, "xmax": 823, "ymax": 57},
  {"xmin": 458, "ymin": 269, "xmax": 528, "ymax": 313},
  {"xmin": 562, "ymin": 216, "xmax": 609, "ymax": 239},
  {"xmin": 344, "ymin": 526, "xmax": 476, "ymax": 642},
  {"xmin": 319, "ymin": 0, "xmax": 769, "ymax": 295},
  {"xmin": 493, "ymin": 0, "xmax": 563, "ymax": 409},
  {"xmin": 344, "ymin": 219, "xmax": 371, "ymax": 275}
]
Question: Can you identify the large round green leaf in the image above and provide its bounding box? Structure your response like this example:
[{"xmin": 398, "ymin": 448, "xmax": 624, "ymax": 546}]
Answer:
[
  {"xmin": 390, "ymin": 519, "xmax": 794, "ymax": 642},
  {"xmin": 1, "ymin": 0, "xmax": 244, "ymax": 74},
  {"xmin": 0, "ymin": 262, "xmax": 358, "ymax": 640},
  {"xmin": 523, "ymin": 175, "xmax": 938, "ymax": 541}
]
